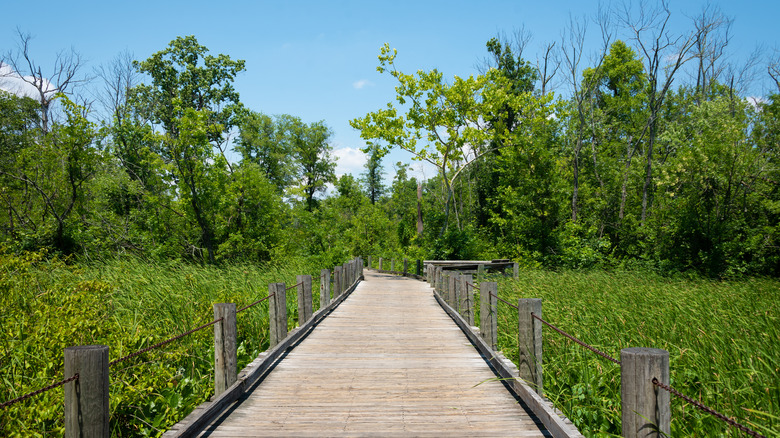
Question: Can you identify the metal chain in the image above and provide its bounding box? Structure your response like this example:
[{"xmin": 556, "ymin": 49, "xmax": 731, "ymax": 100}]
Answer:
[
  {"xmin": 236, "ymin": 293, "xmax": 274, "ymax": 313},
  {"xmin": 532, "ymin": 313, "xmax": 621, "ymax": 365},
  {"xmin": 109, "ymin": 318, "xmax": 223, "ymax": 367},
  {"xmin": 0, "ymin": 373, "xmax": 79, "ymax": 409},
  {"xmin": 652, "ymin": 378, "xmax": 766, "ymax": 438}
]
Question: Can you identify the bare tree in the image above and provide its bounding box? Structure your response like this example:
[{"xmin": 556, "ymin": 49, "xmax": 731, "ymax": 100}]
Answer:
[
  {"xmin": 767, "ymin": 47, "xmax": 780, "ymax": 93},
  {"xmin": 537, "ymin": 41, "xmax": 560, "ymax": 96},
  {"xmin": 93, "ymin": 50, "xmax": 139, "ymax": 123},
  {"xmin": 561, "ymin": 10, "xmax": 613, "ymax": 222},
  {"xmin": 619, "ymin": 0, "xmax": 697, "ymax": 225},
  {"xmin": 1, "ymin": 29, "xmax": 88, "ymax": 133},
  {"xmin": 690, "ymin": 4, "xmax": 733, "ymax": 103}
]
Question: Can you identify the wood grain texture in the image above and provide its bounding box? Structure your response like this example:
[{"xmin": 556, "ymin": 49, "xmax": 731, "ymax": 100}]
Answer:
[{"xmin": 196, "ymin": 272, "xmax": 550, "ymax": 437}]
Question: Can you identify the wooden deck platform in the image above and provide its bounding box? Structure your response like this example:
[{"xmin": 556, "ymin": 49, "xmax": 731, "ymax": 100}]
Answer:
[{"xmin": 193, "ymin": 271, "xmax": 551, "ymax": 437}]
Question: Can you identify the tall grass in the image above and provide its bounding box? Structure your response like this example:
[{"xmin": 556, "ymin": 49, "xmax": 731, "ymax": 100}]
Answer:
[
  {"xmin": 0, "ymin": 252, "xmax": 331, "ymax": 437},
  {"xmin": 486, "ymin": 269, "xmax": 778, "ymax": 437}
]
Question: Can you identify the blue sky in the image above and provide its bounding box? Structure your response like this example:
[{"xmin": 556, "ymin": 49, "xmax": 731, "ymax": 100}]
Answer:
[{"xmin": 2, "ymin": 0, "xmax": 779, "ymax": 183}]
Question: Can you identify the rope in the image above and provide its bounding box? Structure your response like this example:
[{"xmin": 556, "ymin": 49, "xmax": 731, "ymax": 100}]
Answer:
[
  {"xmin": 489, "ymin": 291, "xmax": 519, "ymax": 310},
  {"xmin": 0, "ymin": 374, "xmax": 79, "ymax": 409},
  {"xmin": 652, "ymin": 378, "xmax": 766, "ymax": 438},
  {"xmin": 236, "ymin": 293, "xmax": 274, "ymax": 313},
  {"xmin": 285, "ymin": 281, "xmax": 304, "ymax": 291},
  {"xmin": 532, "ymin": 313, "xmax": 621, "ymax": 365},
  {"xmin": 109, "ymin": 318, "xmax": 223, "ymax": 367}
]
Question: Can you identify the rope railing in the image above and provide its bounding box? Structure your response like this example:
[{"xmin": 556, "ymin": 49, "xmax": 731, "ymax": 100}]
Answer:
[
  {"xmin": 109, "ymin": 317, "xmax": 224, "ymax": 367},
  {"xmin": 531, "ymin": 312, "xmax": 621, "ymax": 365},
  {"xmin": 236, "ymin": 293, "xmax": 274, "ymax": 313},
  {"xmin": 489, "ymin": 290, "xmax": 519, "ymax": 311},
  {"xmin": 0, "ymin": 373, "xmax": 79, "ymax": 409},
  {"xmin": 652, "ymin": 378, "xmax": 766, "ymax": 438}
]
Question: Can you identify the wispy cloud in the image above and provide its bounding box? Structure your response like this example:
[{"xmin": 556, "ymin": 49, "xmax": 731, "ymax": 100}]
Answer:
[{"xmin": 352, "ymin": 79, "xmax": 374, "ymax": 90}]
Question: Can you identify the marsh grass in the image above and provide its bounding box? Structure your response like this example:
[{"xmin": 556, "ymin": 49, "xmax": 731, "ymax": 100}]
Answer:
[
  {"xmin": 0, "ymin": 253, "xmax": 333, "ymax": 437},
  {"xmin": 482, "ymin": 269, "xmax": 779, "ymax": 437}
]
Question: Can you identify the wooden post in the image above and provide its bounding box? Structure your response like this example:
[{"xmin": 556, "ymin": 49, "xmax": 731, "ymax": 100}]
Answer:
[
  {"xmin": 213, "ymin": 303, "xmax": 237, "ymax": 396},
  {"xmin": 478, "ymin": 264, "xmax": 486, "ymax": 280},
  {"xmin": 457, "ymin": 274, "xmax": 473, "ymax": 324},
  {"xmin": 64, "ymin": 345, "xmax": 109, "ymax": 437},
  {"xmin": 269, "ymin": 283, "xmax": 287, "ymax": 347},
  {"xmin": 448, "ymin": 273, "xmax": 457, "ymax": 306},
  {"xmin": 334, "ymin": 266, "xmax": 342, "ymax": 297},
  {"xmin": 513, "ymin": 262, "xmax": 519, "ymax": 279},
  {"xmin": 320, "ymin": 269, "xmax": 331, "ymax": 307},
  {"xmin": 437, "ymin": 268, "xmax": 444, "ymax": 294},
  {"xmin": 391, "ymin": 259, "xmax": 395, "ymax": 272},
  {"xmin": 480, "ymin": 282, "xmax": 498, "ymax": 350},
  {"xmin": 346, "ymin": 261, "xmax": 352, "ymax": 286},
  {"xmin": 517, "ymin": 298, "xmax": 543, "ymax": 395},
  {"xmin": 416, "ymin": 260, "xmax": 422, "ymax": 276},
  {"xmin": 297, "ymin": 275, "xmax": 313, "ymax": 325},
  {"xmin": 367, "ymin": 256, "xmax": 372, "ymax": 270},
  {"xmin": 621, "ymin": 348, "xmax": 671, "ymax": 438},
  {"xmin": 379, "ymin": 257, "xmax": 383, "ymax": 271},
  {"xmin": 403, "ymin": 258, "xmax": 408, "ymax": 276}
]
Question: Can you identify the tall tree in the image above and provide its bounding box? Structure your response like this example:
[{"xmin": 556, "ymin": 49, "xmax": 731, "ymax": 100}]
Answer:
[
  {"xmin": 351, "ymin": 44, "xmax": 553, "ymax": 236},
  {"xmin": 278, "ymin": 116, "xmax": 336, "ymax": 211},
  {"xmin": 362, "ymin": 143, "xmax": 386, "ymax": 204},
  {"xmin": 133, "ymin": 35, "xmax": 245, "ymax": 263}
]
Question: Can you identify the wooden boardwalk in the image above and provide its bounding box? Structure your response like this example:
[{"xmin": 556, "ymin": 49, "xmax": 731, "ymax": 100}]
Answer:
[{"xmin": 193, "ymin": 271, "xmax": 551, "ymax": 437}]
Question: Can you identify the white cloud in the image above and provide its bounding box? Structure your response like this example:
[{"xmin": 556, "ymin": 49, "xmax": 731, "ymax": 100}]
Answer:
[
  {"xmin": 0, "ymin": 63, "xmax": 54, "ymax": 100},
  {"xmin": 352, "ymin": 79, "xmax": 374, "ymax": 90},
  {"xmin": 333, "ymin": 146, "xmax": 367, "ymax": 177}
]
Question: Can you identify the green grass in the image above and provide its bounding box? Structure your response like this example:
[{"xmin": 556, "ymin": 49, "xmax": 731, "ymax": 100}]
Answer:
[
  {"xmin": 484, "ymin": 269, "xmax": 779, "ymax": 437},
  {"xmin": 0, "ymin": 251, "xmax": 336, "ymax": 437}
]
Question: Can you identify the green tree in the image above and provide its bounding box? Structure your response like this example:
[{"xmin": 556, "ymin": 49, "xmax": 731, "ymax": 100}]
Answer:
[
  {"xmin": 278, "ymin": 116, "xmax": 336, "ymax": 211},
  {"xmin": 132, "ymin": 36, "xmax": 245, "ymax": 263},
  {"xmin": 362, "ymin": 144, "xmax": 386, "ymax": 204},
  {"xmin": 351, "ymin": 43, "xmax": 554, "ymax": 236},
  {"xmin": 235, "ymin": 111, "xmax": 296, "ymax": 194}
]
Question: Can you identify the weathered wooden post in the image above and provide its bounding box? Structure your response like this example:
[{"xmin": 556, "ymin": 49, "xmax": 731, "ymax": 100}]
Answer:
[
  {"xmin": 416, "ymin": 260, "xmax": 422, "ymax": 276},
  {"xmin": 320, "ymin": 269, "xmax": 331, "ymax": 307},
  {"xmin": 621, "ymin": 348, "xmax": 671, "ymax": 438},
  {"xmin": 213, "ymin": 303, "xmax": 237, "ymax": 396},
  {"xmin": 334, "ymin": 266, "xmax": 342, "ymax": 297},
  {"xmin": 477, "ymin": 264, "xmax": 486, "ymax": 280},
  {"xmin": 297, "ymin": 275, "xmax": 313, "ymax": 325},
  {"xmin": 427, "ymin": 264, "xmax": 433, "ymax": 285},
  {"xmin": 378, "ymin": 257, "xmax": 383, "ymax": 271},
  {"xmin": 513, "ymin": 262, "xmax": 519, "ymax": 279},
  {"xmin": 480, "ymin": 282, "xmax": 498, "ymax": 350},
  {"xmin": 65, "ymin": 345, "xmax": 109, "ymax": 437},
  {"xmin": 448, "ymin": 273, "xmax": 457, "ymax": 306},
  {"xmin": 457, "ymin": 274, "xmax": 473, "ymax": 324},
  {"xmin": 391, "ymin": 258, "xmax": 395, "ymax": 272},
  {"xmin": 367, "ymin": 256, "xmax": 372, "ymax": 270},
  {"xmin": 269, "ymin": 283, "xmax": 287, "ymax": 347},
  {"xmin": 517, "ymin": 298, "xmax": 543, "ymax": 395},
  {"xmin": 403, "ymin": 258, "xmax": 408, "ymax": 276},
  {"xmin": 437, "ymin": 268, "xmax": 444, "ymax": 294}
]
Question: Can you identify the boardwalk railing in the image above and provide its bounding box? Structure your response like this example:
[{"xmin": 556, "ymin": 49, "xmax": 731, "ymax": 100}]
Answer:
[
  {"xmin": 1, "ymin": 257, "xmax": 364, "ymax": 437},
  {"xmin": 374, "ymin": 259, "xmax": 766, "ymax": 438}
]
